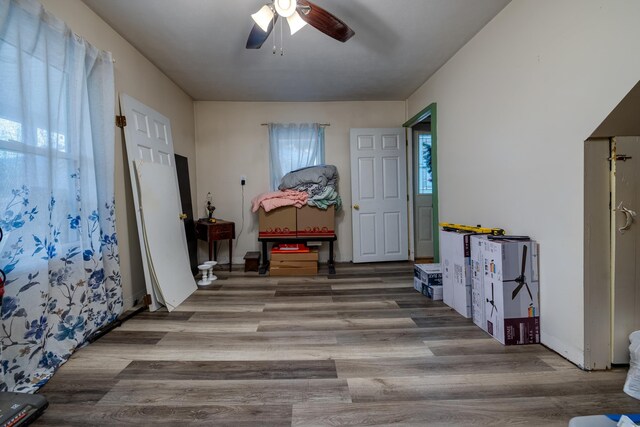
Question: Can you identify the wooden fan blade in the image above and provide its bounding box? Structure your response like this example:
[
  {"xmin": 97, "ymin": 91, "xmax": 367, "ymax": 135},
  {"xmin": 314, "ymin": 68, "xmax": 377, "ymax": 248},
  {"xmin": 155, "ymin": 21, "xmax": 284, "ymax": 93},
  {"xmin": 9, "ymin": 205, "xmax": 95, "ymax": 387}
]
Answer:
[
  {"xmin": 246, "ymin": 15, "xmax": 278, "ymax": 49},
  {"xmin": 297, "ymin": 0, "xmax": 354, "ymax": 43}
]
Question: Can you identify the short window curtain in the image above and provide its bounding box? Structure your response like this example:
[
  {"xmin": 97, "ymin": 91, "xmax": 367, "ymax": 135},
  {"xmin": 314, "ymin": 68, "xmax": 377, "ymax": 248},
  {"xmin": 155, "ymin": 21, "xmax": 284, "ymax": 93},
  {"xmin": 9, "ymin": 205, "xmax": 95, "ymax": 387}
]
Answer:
[
  {"xmin": 0, "ymin": 0, "xmax": 121, "ymax": 392},
  {"xmin": 269, "ymin": 123, "xmax": 325, "ymax": 190}
]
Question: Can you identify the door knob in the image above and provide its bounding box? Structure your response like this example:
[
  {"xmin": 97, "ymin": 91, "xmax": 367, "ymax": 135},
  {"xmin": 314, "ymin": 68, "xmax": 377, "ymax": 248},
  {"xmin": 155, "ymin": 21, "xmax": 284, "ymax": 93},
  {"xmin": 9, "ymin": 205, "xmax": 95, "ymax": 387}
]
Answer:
[
  {"xmin": 353, "ymin": 204, "xmax": 360, "ymax": 210},
  {"xmin": 615, "ymin": 202, "xmax": 636, "ymax": 233},
  {"xmin": 179, "ymin": 213, "xmax": 188, "ymax": 220}
]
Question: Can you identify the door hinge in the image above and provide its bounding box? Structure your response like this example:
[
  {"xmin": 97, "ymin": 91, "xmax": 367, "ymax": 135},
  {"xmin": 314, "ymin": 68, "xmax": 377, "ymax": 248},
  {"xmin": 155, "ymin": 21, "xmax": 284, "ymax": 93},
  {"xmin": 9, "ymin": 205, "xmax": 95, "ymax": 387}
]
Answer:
[
  {"xmin": 609, "ymin": 154, "xmax": 632, "ymax": 162},
  {"xmin": 407, "ymin": 194, "xmax": 409, "ymax": 202},
  {"xmin": 115, "ymin": 115, "xmax": 127, "ymax": 128},
  {"xmin": 142, "ymin": 294, "xmax": 152, "ymax": 307}
]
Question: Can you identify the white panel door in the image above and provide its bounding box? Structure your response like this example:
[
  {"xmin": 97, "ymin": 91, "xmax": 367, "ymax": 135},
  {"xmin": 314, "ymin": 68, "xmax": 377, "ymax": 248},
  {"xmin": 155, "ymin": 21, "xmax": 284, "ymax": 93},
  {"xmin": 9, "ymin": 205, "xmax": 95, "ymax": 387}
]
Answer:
[
  {"xmin": 350, "ymin": 128, "xmax": 408, "ymax": 263},
  {"xmin": 612, "ymin": 136, "xmax": 640, "ymax": 363},
  {"xmin": 135, "ymin": 161, "xmax": 197, "ymax": 311},
  {"xmin": 120, "ymin": 94, "xmax": 191, "ymax": 311}
]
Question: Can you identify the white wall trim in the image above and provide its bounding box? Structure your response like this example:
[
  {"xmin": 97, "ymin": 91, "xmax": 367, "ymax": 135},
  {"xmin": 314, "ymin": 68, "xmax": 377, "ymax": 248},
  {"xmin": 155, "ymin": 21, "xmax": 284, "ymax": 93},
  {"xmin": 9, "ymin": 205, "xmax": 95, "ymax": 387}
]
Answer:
[{"xmin": 542, "ymin": 331, "xmax": 585, "ymax": 369}]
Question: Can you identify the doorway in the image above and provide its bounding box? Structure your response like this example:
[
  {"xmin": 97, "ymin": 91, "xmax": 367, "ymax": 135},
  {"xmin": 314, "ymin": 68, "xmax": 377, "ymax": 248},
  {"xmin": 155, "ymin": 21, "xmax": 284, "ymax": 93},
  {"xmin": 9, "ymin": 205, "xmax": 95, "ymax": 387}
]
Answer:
[
  {"xmin": 413, "ymin": 126, "xmax": 434, "ymax": 259},
  {"xmin": 585, "ymin": 137, "xmax": 640, "ymax": 368},
  {"xmin": 403, "ymin": 103, "xmax": 439, "ymax": 262},
  {"xmin": 612, "ymin": 136, "xmax": 640, "ymax": 364},
  {"xmin": 350, "ymin": 128, "xmax": 409, "ymax": 263},
  {"xmin": 583, "ymin": 80, "xmax": 640, "ymax": 370}
]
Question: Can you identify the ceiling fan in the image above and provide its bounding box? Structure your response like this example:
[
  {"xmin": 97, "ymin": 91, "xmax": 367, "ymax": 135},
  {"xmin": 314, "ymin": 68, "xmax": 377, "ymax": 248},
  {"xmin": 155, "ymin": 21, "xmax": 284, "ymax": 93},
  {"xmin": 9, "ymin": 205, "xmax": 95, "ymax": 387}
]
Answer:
[{"xmin": 247, "ymin": 0, "xmax": 355, "ymax": 49}]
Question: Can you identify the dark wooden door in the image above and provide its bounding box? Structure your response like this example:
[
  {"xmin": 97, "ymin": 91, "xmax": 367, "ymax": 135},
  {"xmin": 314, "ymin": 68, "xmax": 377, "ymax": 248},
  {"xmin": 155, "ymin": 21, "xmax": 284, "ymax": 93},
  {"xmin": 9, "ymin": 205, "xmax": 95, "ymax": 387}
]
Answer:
[{"xmin": 175, "ymin": 154, "xmax": 198, "ymax": 275}]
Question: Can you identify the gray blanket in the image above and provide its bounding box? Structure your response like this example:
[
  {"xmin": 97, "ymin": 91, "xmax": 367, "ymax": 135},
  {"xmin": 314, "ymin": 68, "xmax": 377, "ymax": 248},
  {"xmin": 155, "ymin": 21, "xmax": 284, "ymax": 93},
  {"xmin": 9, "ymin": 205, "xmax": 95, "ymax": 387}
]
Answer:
[{"xmin": 278, "ymin": 165, "xmax": 338, "ymax": 190}]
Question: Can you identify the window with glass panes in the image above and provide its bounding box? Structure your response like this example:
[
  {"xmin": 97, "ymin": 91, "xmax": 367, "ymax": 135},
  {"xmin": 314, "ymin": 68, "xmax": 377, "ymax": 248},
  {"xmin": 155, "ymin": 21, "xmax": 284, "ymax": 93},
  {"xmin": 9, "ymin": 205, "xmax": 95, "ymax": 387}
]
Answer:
[{"xmin": 417, "ymin": 132, "xmax": 432, "ymax": 194}]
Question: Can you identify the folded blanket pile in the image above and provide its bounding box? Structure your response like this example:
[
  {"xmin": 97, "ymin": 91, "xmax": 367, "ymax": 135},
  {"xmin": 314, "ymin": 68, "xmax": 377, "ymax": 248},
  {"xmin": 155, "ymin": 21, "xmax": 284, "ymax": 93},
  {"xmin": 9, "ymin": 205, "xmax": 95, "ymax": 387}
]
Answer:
[
  {"xmin": 252, "ymin": 165, "xmax": 342, "ymax": 213},
  {"xmin": 279, "ymin": 165, "xmax": 342, "ymax": 211},
  {"xmin": 251, "ymin": 189, "xmax": 308, "ymax": 213}
]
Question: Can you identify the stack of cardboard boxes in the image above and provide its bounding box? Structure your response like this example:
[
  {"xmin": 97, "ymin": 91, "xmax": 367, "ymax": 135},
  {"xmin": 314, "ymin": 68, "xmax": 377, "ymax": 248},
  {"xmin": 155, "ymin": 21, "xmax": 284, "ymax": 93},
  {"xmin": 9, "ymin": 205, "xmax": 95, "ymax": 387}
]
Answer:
[
  {"xmin": 258, "ymin": 205, "xmax": 334, "ymax": 276},
  {"xmin": 440, "ymin": 229, "xmax": 540, "ymax": 345},
  {"xmin": 270, "ymin": 246, "xmax": 318, "ymax": 276},
  {"xmin": 413, "ymin": 264, "xmax": 443, "ymax": 300},
  {"xmin": 258, "ymin": 205, "xmax": 335, "ymax": 238}
]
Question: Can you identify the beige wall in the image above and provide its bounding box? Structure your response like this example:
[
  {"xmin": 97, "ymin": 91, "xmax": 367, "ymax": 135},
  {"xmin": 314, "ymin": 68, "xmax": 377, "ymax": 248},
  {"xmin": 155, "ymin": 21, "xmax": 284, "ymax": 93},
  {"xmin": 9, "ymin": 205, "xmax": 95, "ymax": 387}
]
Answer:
[
  {"xmin": 591, "ymin": 80, "xmax": 640, "ymax": 138},
  {"xmin": 194, "ymin": 101, "xmax": 406, "ymax": 264},
  {"xmin": 407, "ymin": 0, "xmax": 640, "ymax": 366},
  {"xmin": 40, "ymin": 0, "xmax": 196, "ymax": 309}
]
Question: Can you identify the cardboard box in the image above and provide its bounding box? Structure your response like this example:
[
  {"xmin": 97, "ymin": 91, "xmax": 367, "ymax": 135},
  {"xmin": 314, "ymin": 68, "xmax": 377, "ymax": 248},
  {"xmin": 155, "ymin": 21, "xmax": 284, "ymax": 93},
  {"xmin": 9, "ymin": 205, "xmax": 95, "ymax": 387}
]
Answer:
[
  {"xmin": 439, "ymin": 230, "xmax": 476, "ymax": 318},
  {"xmin": 481, "ymin": 237, "xmax": 540, "ymax": 345},
  {"xmin": 470, "ymin": 236, "xmax": 489, "ymax": 331},
  {"xmin": 258, "ymin": 206, "xmax": 296, "ymax": 238},
  {"xmin": 423, "ymin": 283, "xmax": 443, "ymax": 300},
  {"xmin": 413, "ymin": 278, "xmax": 443, "ymax": 300},
  {"xmin": 413, "ymin": 264, "xmax": 443, "ymax": 300},
  {"xmin": 269, "ymin": 265, "xmax": 318, "ymax": 276},
  {"xmin": 414, "ymin": 263, "xmax": 442, "ymax": 285},
  {"xmin": 270, "ymin": 260, "xmax": 317, "ymax": 269},
  {"xmin": 271, "ymin": 250, "xmax": 319, "ymax": 262},
  {"xmin": 296, "ymin": 205, "xmax": 335, "ymax": 238},
  {"xmin": 413, "ymin": 277, "xmax": 423, "ymax": 292}
]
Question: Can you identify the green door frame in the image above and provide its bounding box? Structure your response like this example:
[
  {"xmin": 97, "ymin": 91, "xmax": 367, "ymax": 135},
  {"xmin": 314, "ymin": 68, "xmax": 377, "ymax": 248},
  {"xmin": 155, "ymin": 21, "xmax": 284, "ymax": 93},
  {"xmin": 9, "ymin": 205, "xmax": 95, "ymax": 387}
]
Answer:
[{"xmin": 403, "ymin": 103, "xmax": 439, "ymax": 262}]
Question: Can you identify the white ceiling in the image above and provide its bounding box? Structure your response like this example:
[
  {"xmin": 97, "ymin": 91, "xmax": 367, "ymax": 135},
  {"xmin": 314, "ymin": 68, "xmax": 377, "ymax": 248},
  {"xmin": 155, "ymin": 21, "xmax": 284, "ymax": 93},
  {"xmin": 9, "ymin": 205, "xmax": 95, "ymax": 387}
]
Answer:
[{"xmin": 81, "ymin": 0, "xmax": 511, "ymax": 102}]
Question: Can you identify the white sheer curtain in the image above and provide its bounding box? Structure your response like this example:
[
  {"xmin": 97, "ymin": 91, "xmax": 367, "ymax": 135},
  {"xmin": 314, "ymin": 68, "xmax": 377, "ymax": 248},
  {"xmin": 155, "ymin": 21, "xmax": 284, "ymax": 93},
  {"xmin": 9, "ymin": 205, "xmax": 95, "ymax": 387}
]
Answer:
[
  {"xmin": 0, "ymin": 0, "xmax": 121, "ymax": 392},
  {"xmin": 269, "ymin": 123, "xmax": 325, "ymax": 190}
]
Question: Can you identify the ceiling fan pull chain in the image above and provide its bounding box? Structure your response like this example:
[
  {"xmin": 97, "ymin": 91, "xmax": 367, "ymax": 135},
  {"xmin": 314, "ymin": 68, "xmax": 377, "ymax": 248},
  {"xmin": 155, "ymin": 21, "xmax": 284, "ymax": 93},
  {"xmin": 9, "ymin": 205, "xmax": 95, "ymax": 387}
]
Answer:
[
  {"xmin": 280, "ymin": 17, "xmax": 284, "ymax": 56},
  {"xmin": 272, "ymin": 14, "xmax": 277, "ymax": 54}
]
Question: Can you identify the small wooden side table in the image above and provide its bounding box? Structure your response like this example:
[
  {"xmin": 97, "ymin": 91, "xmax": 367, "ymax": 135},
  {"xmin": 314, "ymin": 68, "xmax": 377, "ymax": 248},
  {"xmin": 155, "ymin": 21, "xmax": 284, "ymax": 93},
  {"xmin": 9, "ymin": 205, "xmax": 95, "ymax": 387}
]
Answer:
[{"xmin": 196, "ymin": 219, "xmax": 235, "ymax": 272}]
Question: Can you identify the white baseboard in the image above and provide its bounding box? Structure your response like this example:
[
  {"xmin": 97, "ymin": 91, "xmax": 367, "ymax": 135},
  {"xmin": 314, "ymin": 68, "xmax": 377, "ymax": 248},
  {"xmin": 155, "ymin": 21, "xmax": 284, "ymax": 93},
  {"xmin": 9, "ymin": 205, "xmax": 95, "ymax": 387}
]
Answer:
[{"xmin": 541, "ymin": 331, "xmax": 585, "ymax": 369}]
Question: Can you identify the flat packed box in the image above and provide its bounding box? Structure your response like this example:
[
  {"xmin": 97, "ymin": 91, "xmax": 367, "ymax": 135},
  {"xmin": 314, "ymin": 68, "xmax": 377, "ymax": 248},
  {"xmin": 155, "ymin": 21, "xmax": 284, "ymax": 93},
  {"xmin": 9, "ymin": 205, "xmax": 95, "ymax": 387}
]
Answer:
[
  {"xmin": 258, "ymin": 206, "xmax": 296, "ymax": 238},
  {"xmin": 470, "ymin": 236, "xmax": 489, "ymax": 331},
  {"xmin": 271, "ymin": 250, "xmax": 319, "ymax": 262},
  {"xmin": 476, "ymin": 236, "xmax": 540, "ymax": 345},
  {"xmin": 440, "ymin": 230, "xmax": 476, "ymax": 318},
  {"xmin": 296, "ymin": 205, "xmax": 335, "ymax": 238},
  {"xmin": 270, "ymin": 260, "xmax": 317, "ymax": 269},
  {"xmin": 269, "ymin": 265, "xmax": 318, "ymax": 276}
]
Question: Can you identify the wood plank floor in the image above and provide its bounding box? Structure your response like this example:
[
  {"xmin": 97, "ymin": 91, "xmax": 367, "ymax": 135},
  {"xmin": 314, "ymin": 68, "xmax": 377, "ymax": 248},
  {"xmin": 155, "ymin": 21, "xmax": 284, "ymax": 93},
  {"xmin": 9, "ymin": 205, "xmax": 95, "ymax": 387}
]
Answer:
[{"xmin": 36, "ymin": 262, "xmax": 637, "ymax": 426}]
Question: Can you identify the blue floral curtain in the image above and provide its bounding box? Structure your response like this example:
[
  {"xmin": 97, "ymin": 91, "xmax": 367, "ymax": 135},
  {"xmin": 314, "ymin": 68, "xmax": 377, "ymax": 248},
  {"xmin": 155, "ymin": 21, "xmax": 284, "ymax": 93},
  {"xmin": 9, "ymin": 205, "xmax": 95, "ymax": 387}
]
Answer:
[
  {"xmin": 0, "ymin": 0, "xmax": 121, "ymax": 392},
  {"xmin": 269, "ymin": 123, "xmax": 325, "ymax": 190}
]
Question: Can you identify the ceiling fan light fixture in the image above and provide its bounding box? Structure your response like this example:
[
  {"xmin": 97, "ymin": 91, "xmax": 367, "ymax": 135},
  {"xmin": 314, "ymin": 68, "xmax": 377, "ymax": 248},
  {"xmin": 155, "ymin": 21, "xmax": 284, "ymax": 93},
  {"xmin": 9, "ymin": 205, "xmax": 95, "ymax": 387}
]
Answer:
[
  {"xmin": 251, "ymin": 4, "xmax": 275, "ymax": 33},
  {"xmin": 287, "ymin": 11, "xmax": 307, "ymax": 35},
  {"xmin": 274, "ymin": 0, "xmax": 297, "ymax": 18}
]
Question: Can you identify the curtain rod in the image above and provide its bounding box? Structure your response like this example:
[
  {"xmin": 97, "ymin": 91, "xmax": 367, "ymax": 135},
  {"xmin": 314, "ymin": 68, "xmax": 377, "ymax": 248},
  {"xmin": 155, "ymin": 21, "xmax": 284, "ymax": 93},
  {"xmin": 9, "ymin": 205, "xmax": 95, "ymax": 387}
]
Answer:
[{"xmin": 261, "ymin": 123, "xmax": 330, "ymax": 126}]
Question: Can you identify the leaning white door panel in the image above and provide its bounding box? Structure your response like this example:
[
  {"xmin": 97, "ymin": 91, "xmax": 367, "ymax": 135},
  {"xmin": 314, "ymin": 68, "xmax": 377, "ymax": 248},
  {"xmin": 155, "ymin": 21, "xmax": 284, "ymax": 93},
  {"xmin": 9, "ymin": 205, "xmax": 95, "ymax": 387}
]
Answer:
[
  {"xmin": 136, "ymin": 161, "xmax": 196, "ymax": 311},
  {"xmin": 350, "ymin": 128, "xmax": 408, "ymax": 263},
  {"xmin": 121, "ymin": 93, "xmax": 191, "ymax": 311}
]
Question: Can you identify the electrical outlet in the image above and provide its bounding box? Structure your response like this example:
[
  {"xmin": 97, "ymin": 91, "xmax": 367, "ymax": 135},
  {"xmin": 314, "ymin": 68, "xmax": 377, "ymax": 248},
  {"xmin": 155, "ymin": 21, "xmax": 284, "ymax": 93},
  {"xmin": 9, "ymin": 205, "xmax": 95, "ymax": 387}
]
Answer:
[{"xmin": 240, "ymin": 175, "xmax": 246, "ymax": 186}]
